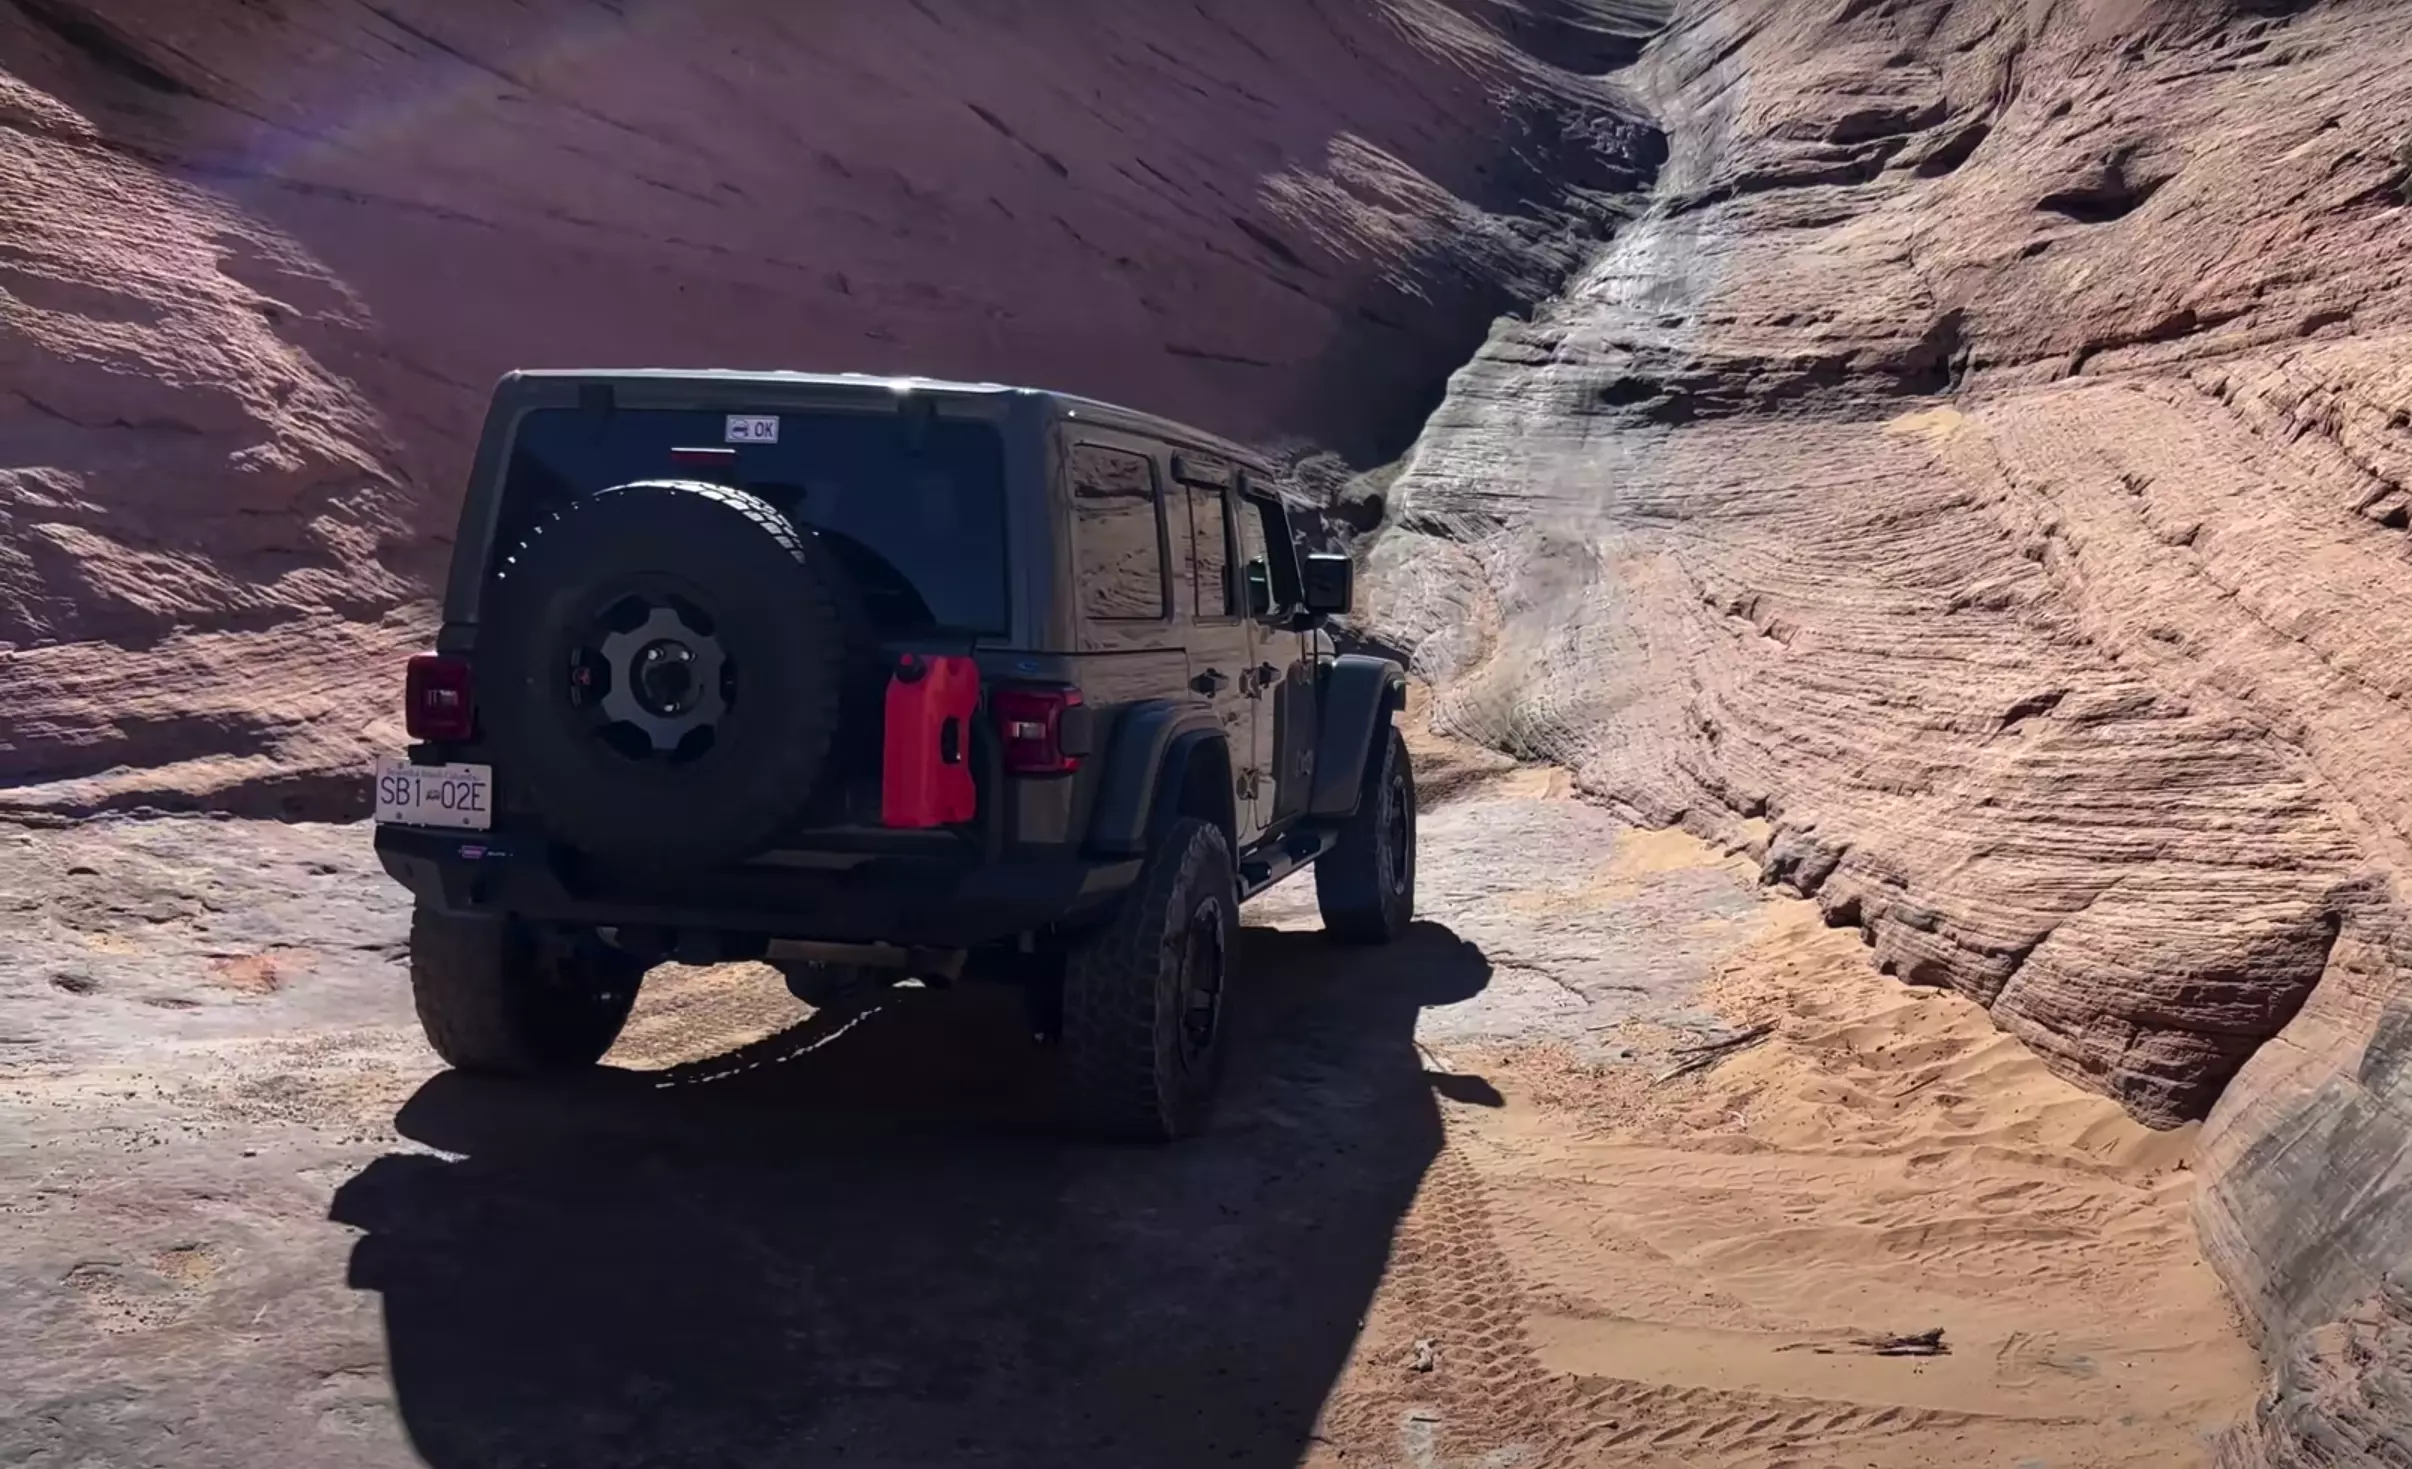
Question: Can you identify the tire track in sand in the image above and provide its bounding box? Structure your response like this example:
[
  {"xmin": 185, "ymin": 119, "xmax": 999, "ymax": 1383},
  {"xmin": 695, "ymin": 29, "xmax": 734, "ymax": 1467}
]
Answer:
[{"xmin": 1312, "ymin": 824, "xmax": 2255, "ymax": 1468}]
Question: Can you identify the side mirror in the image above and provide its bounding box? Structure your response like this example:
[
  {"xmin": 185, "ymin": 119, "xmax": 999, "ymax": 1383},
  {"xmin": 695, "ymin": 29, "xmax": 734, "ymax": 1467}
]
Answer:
[
  {"xmin": 1243, "ymin": 559, "xmax": 1275, "ymax": 618},
  {"xmin": 1301, "ymin": 552, "xmax": 1354, "ymax": 618}
]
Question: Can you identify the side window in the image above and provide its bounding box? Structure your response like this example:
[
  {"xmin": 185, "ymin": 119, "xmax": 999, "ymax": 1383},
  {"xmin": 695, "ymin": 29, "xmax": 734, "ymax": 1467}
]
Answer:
[
  {"xmin": 1235, "ymin": 497, "xmax": 1271, "ymax": 618},
  {"xmin": 1250, "ymin": 494, "xmax": 1305, "ymax": 611},
  {"xmin": 1185, "ymin": 481, "xmax": 1236, "ymax": 620},
  {"xmin": 1070, "ymin": 444, "xmax": 1166, "ymax": 621}
]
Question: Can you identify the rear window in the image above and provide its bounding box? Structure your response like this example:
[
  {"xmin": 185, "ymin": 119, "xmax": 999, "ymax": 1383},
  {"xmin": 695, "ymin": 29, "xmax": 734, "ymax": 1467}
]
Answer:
[{"xmin": 501, "ymin": 406, "xmax": 1010, "ymax": 635}]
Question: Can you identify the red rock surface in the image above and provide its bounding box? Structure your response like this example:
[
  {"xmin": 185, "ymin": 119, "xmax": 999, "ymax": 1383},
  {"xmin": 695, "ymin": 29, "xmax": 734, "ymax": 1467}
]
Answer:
[
  {"xmin": 1366, "ymin": 1, "xmax": 2412, "ymax": 1462},
  {"xmin": 0, "ymin": 0, "xmax": 1659, "ymax": 816},
  {"xmin": 17, "ymin": 0, "xmax": 2412, "ymax": 1462},
  {"xmin": 1379, "ymin": 0, "xmax": 2412, "ymax": 1123}
]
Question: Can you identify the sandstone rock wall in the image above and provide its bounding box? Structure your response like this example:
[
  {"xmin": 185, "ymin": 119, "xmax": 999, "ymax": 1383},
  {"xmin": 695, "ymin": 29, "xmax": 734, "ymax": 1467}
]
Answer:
[
  {"xmin": 17, "ymin": 0, "xmax": 2412, "ymax": 1459},
  {"xmin": 0, "ymin": 0, "xmax": 1661, "ymax": 815},
  {"xmin": 1369, "ymin": 1, "xmax": 2412, "ymax": 1460}
]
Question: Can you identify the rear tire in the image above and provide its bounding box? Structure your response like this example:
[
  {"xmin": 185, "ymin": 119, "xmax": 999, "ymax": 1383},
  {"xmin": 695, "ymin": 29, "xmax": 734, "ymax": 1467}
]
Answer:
[
  {"xmin": 776, "ymin": 960, "xmax": 877, "ymax": 1009},
  {"xmin": 1060, "ymin": 819, "xmax": 1238, "ymax": 1142},
  {"xmin": 1315, "ymin": 723, "xmax": 1416, "ymax": 945},
  {"xmin": 409, "ymin": 907, "xmax": 646, "ymax": 1074}
]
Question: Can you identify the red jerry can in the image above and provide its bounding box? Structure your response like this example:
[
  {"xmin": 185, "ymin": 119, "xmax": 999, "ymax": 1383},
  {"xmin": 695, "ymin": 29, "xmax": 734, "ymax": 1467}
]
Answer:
[{"xmin": 881, "ymin": 653, "xmax": 980, "ymax": 828}]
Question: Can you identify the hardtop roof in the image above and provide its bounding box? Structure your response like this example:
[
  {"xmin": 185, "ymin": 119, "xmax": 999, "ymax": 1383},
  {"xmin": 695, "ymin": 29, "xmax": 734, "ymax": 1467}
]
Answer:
[{"xmin": 501, "ymin": 368, "xmax": 1281, "ymax": 481}]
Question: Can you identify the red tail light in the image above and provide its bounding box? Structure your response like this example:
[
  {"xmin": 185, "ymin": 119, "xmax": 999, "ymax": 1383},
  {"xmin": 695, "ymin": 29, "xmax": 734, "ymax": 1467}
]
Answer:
[
  {"xmin": 990, "ymin": 686, "xmax": 1086, "ymax": 775},
  {"xmin": 405, "ymin": 654, "xmax": 476, "ymax": 741}
]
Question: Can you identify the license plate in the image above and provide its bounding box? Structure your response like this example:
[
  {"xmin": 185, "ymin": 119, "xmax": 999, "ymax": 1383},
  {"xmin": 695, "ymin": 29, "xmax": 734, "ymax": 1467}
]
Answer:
[{"xmin": 373, "ymin": 758, "xmax": 494, "ymax": 831}]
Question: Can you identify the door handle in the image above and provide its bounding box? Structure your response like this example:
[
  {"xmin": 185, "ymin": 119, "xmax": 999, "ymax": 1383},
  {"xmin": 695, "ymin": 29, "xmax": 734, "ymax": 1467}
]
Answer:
[{"xmin": 1191, "ymin": 668, "xmax": 1230, "ymax": 696}]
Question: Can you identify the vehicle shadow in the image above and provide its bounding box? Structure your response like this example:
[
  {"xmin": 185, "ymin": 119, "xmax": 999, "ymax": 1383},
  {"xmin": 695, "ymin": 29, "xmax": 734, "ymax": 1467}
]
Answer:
[{"xmin": 331, "ymin": 920, "xmax": 1492, "ymax": 1469}]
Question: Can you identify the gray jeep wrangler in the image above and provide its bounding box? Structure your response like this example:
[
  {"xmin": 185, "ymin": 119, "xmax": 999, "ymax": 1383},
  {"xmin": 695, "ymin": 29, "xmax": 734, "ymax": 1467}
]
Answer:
[{"xmin": 373, "ymin": 370, "xmax": 1415, "ymax": 1140}]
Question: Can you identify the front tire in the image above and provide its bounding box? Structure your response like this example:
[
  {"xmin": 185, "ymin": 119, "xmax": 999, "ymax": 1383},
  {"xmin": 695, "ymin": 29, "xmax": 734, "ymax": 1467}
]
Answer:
[
  {"xmin": 409, "ymin": 907, "xmax": 646, "ymax": 1074},
  {"xmin": 1060, "ymin": 819, "xmax": 1238, "ymax": 1142},
  {"xmin": 1315, "ymin": 723, "xmax": 1416, "ymax": 944}
]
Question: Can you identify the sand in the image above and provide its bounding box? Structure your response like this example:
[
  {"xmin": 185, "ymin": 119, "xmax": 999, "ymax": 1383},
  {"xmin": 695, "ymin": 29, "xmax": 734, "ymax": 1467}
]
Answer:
[{"xmin": 1306, "ymin": 829, "xmax": 2259, "ymax": 1467}]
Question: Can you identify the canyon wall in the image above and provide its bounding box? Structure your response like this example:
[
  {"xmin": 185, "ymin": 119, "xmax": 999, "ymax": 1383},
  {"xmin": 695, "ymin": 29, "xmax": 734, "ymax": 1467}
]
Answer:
[
  {"xmin": 0, "ymin": 0, "xmax": 1660, "ymax": 816},
  {"xmin": 1368, "ymin": 0, "xmax": 2412, "ymax": 1459},
  {"xmin": 15, "ymin": 0, "xmax": 2412, "ymax": 1459}
]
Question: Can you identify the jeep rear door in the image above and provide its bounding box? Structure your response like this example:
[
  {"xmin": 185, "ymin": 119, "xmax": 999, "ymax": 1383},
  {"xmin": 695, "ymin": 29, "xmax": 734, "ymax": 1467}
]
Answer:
[
  {"xmin": 1168, "ymin": 452, "xmax": 1262, "ymax": 849},
  {"xmin": 1064, "ymin": 436, "xmax": 1187, "ymax": 707}
]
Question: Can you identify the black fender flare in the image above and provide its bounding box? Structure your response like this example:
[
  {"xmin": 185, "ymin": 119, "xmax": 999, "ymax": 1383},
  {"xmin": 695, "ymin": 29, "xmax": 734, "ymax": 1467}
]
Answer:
[
  {"xmin": 1084, "ymin": 699, "xmax": 1229, "ymax": 857},
  {"xmin": 1306, "ymin": 655, "xmax": 1406, "ymax": 819}
]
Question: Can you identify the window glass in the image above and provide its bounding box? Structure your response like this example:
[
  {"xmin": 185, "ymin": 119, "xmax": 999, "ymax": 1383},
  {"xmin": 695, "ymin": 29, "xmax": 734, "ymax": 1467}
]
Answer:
[
  {"xmin": 1250, "ymin": 494, "xmax": 1304, "ymax": 610},
  {"xmin": 1187, "ymin": 482, "xmax": 1235, "ymax": 619},
  {"xmin": 1236, "ymin": 496, "xmax": 1266, "ymax": 567},
  {"xmin": 507, "ymin": 407, "xmax": 1009, "ymax": 633},
  {"xmin": 1070, "ymin": 445, "xmax": 1165, "ymax": 621},
  {"xmin": 1235, "ymin": 495, "xmax": 1273, "ymax": 617}
]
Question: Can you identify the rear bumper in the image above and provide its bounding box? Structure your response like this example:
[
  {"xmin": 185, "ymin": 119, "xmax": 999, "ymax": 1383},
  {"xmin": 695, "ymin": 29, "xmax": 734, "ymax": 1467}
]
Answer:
[{"xmin": 374, "ymin": 825, "xmax": 1137, "ymax": 947}]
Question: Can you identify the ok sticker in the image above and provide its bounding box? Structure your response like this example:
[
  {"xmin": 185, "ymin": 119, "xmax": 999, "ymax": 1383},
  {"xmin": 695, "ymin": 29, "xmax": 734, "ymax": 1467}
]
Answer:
[{"xmin": 724, "ymin": 414, "xmax": 780, "ymax": 444}]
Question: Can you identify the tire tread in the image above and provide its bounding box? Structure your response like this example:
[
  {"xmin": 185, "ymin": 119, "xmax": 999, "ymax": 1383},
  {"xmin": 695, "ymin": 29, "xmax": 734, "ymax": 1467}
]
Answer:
[
  {"xmin": 486, "ymin": 478, "xmax": 848, "ymax": 870},
  {"xmin": 1315, "ymin": 723, "xmax": 1416, "ymax": 944},
  {"xmin": 409, "ymin": 908, "xmax": 641, "ymax": 1074},
  {"xmin": 1060, "ymin": 819, "xmax": 1235, "ymax": 1141}
]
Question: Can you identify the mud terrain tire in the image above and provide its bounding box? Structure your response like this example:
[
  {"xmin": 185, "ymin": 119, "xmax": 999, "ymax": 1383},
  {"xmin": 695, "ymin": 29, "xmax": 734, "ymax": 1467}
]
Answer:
[
  {"xmin": 777, "ymin": 959, "xmax": 877, "ymax": 1009},
  {"xmin": 1316, "ymin": 723, "xmax": 1416, "ymax": 944},
  {"xmin": 1061, "ymin": 819, "xmax": 1239, "ymax": 1142},
  {"xmin": 410, "ymin": 907, "xmax": 646, "ymax": 1074},
  {"xmin": 484, "ymin": 479, "xmax": 848, "ymax": 870}
]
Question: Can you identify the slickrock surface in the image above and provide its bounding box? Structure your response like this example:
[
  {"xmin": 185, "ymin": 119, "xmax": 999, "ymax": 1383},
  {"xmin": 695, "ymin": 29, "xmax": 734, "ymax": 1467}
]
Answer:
[
  {"xmin": 1, "ymin": 760, "xmax": 2254, "ymax": 1468},
  {"xmin": 0, "ymin": 0, "xmax": 1663, "ymax": 816},
  {"xmin": 1368, "ymin": 1, "xmax": 2412, "ymax": 1462},
  {"xmin": 12, "ymin": 0, "xmax": 2412, "ymax": 1460}
]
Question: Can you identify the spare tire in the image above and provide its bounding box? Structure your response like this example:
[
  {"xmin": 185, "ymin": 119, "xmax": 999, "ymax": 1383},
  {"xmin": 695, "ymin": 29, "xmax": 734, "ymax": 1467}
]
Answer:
[{"xmin": 483, "ymin": 479, "xmax": 849, "ymax": 870}]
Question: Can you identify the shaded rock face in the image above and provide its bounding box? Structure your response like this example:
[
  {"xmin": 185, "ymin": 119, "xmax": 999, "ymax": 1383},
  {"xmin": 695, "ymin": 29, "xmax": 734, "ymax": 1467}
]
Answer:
[
  {"xmin": 2217, "ymin": 1271, "xmax": 2412, "ymax": 1468},
  {"xmin": 2198, "ymin": 902, "xmax": 2412, "ymax": 1467},
  {"xmin": 0, "ymin": 0, "xmax": 1664, "ymax": 816},
  {"xmin": 1368, "ymin": 0, "xmax": 2412, "ymax": 1461}
]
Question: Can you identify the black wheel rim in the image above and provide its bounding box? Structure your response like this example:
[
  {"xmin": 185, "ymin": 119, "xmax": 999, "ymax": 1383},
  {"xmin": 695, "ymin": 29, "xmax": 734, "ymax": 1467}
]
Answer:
[
  {"xmin": 570, "ymin": 592, "xmax": 736, "ymax": 764},
  {"xmin": 1178, "ymin": 897, "xmax": 1226, "ymax": 1068},
  {"xmin": 1381, "ymin": 765, "xmax": 1412, "ymax": 896}
]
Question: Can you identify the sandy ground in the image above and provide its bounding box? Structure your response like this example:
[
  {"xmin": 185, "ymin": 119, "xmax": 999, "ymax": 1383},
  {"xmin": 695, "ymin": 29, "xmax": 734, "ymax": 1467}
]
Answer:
[
  {"xmin": 0, "ymin": 721, "xmax": 2254, "ymax": 1468},
  {"xmin": 1290, "ymin": 866, "xmax": 2256, "ymax": 1467}
]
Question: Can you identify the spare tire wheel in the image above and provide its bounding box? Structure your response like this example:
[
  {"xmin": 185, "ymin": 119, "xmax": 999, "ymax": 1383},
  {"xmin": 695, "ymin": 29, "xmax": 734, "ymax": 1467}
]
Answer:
[{"xmin": 484, "ymin": 479, "xmax": 849, "ymax": 870}]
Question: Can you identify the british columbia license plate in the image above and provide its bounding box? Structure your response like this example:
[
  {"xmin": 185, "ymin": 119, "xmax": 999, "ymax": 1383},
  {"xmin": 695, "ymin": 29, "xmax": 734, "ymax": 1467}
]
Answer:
[{"xmin": 372, "ymin": 758, "xmax": 493, "ymax": 831}]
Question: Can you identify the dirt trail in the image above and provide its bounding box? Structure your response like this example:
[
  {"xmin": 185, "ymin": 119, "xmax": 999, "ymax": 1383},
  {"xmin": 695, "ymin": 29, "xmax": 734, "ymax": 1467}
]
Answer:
[{"xmin": 0, "ymin": 722, "xmax": 2253, "ymax": 1466}]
